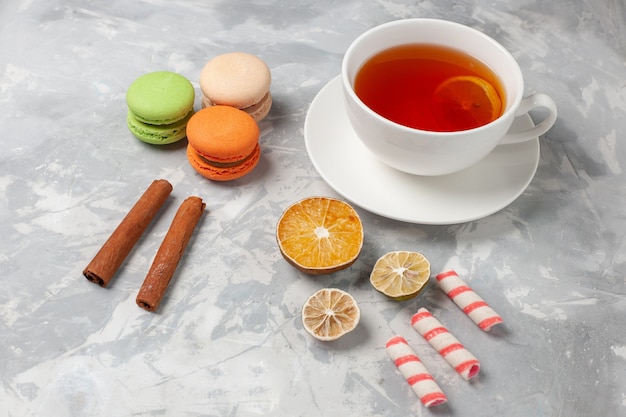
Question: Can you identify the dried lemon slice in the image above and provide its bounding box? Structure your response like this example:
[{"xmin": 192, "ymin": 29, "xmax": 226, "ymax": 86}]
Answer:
[
  {"xmin": 302, "ymin": 288, "xmax": 360, "ymax": 341},
  {"xmin": 277, "ymin": 197, "xmax": 364, "ymax": 274},
  {"xmin": 370, "ymin": 251, "xmax": 430, "ymax": 300}
]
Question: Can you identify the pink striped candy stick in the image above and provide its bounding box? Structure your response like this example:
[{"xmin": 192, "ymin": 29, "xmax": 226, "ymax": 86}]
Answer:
[
  {"xmin": 410, "ymin": 308, "xmax": 480, "ymax": 380},
  {"xmin": 385, "ymin": 336, "xmax": 448, "ymax": 407},
  {"xmin": 436, "ymin": 270, "xmax": 503, "ymax": 331}
]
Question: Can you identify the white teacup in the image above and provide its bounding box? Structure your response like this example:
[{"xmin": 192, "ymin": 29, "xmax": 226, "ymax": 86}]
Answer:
[{"xmin": 341, "ymin": 18, "xmax": 557, "ymax": 176}]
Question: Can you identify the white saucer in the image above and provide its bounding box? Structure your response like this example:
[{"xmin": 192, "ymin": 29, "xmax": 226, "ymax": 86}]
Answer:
[{"xmin": 304, "ymin": 75, "xmax": 540, "ymax": 225}]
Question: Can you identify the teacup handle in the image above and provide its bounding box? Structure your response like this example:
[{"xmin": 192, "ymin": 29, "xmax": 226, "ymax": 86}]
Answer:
[{"xmin": 500, "ymin": 93, "xmax": 558, "ymax": 145}]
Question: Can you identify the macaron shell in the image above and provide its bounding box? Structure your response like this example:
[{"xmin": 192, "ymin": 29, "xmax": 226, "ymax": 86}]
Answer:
[
  {"xmin": 203, "ymin": 92, "xmax": 272, "ymax": 122},
  {"xmin": 186, "ymin": 106, "xmax": 260, "ymax": 164},
  {"xmin": 200, "ymin": 52, "xmax": 271, "ymax": 109},
  {"xmin": 126, "ymin": 71, "xmax": 195, "ymax": 125},
  {"xmin": 127, "ymin": 110, "xmax": 193, "ymax": 145},
  {"xmin": 244, "ymin": 92, "xmax": 272, "ymax": 121},
  {"xmin": 187, "ymin": 143, "xmax": 260, "ymax": 181}
]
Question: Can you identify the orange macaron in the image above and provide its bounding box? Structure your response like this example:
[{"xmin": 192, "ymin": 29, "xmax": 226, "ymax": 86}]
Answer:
[{"xmin": 186, "ymin": 106, "xmax": 260, "ymax": 181}]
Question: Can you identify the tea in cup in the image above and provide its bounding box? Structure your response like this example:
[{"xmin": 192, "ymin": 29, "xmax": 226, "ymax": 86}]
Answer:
[{"xmin": 341, "ymin": 18, "xmax": 557, "ymax": 176}]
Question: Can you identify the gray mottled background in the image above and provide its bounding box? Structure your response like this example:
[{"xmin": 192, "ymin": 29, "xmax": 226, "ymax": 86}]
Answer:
[{"xmin": 1, "ymin": 0, "xmax": 625, "ymax": 416}]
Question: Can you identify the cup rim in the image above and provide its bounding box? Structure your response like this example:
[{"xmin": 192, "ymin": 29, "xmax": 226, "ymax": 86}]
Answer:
[{"xmin": 341, "ymin": 18, "xmax": 525, "ymax": 137}]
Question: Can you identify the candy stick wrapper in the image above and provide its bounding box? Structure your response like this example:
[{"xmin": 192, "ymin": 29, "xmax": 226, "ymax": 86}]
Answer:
[
  {"xmin": 411, "ymin": 308, "xmax": 480, "ymax": 380},
  {"xmin": 436, "ymin": 270, "xmax": 503, "ymax": 331},
  {"xmin": 385, "ymin": 336, "xmax": 447, "ymax": 407}
]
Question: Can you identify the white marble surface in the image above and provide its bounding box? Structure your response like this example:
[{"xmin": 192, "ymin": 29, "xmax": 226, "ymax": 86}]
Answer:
[{"xmin": 1, "ymin": 1, "xmax": 625, "ymax": 416}]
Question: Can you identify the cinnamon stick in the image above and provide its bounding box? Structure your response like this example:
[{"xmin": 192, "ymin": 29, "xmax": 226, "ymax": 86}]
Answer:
[
  {"xmin": 83, "ymin": 179, "xmax": 173, "ymax": 287},
  {"xmin": 136, "ymin": 196, "xmax": 206, "ymax": 312}
]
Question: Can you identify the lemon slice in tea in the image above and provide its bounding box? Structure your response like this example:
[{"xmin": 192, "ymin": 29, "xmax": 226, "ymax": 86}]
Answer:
[
  {"xmin": 370, "ymin": 251, "xmax": 431, "ymax": 300},
  {"xmin": 277, "ymin": 197, "xmax": 364, "ymax": 274},
  {"xmin": 302, "ymin": 288, "xmax": 360, "ymax": 341},
  {"xmin": 433, "ymin": 75, "xmax": 502, "ymax": 130}
]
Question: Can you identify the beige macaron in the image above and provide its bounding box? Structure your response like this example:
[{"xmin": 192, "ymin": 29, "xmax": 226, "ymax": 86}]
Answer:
[{"xmin": 200, "ymin": 52, "xmax": 272, "ymax": 122}]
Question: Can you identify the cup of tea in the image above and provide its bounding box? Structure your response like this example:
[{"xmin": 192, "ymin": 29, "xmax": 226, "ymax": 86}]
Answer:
[{"xmin": 341, "ymin": 18, "xmax": 557, "ymax": 176}]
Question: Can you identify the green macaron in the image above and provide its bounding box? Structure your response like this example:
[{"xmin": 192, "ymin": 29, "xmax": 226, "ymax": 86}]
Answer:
[{"xmin": 126, "ymin": 71, "xmax": 195, "ymax": 144}]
